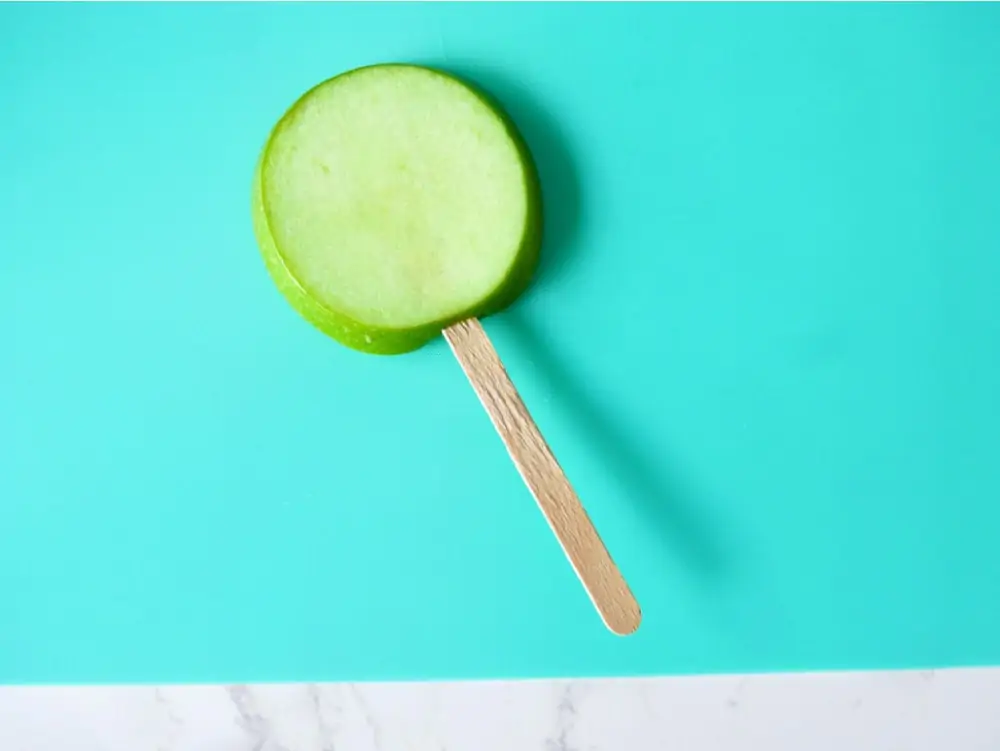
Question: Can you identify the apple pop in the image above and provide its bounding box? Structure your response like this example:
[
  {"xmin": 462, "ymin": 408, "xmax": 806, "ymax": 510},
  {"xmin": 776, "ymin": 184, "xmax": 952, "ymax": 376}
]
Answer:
[{"xmin": 251, "ymin": 63, "xmax": 641, "ymax": 635}]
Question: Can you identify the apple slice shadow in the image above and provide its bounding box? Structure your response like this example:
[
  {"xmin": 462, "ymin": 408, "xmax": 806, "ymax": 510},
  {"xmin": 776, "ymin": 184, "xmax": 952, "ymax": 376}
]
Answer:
[{"xmin": 428, "ymin": 60, "xmax": 583, "ymax": 296}]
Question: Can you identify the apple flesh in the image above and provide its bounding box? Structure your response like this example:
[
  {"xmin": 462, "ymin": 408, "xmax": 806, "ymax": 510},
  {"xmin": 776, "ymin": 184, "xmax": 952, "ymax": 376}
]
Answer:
[{"xmin": 252, "ymin": 64, "xmax": 542, "ymax": 354}]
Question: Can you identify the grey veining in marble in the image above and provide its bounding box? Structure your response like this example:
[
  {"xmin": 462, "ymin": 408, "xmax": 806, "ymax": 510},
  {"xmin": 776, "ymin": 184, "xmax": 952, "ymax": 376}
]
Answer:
[{"xmin": 2, "ymin": 669, "xmax": 1000, "ymax": 751}]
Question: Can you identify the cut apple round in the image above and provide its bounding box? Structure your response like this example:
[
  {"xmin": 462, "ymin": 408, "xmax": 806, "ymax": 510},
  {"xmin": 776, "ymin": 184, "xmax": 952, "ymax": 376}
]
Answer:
[{"xmin": 252, "ymin": 63, "xmax": 542, "ymax": 354}]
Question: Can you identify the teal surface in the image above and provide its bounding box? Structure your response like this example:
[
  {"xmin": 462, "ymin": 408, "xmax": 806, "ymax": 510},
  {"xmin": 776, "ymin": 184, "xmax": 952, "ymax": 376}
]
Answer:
[{"xmin": 2, "ymin": 3, "xmax": 999, "ymax": 684}]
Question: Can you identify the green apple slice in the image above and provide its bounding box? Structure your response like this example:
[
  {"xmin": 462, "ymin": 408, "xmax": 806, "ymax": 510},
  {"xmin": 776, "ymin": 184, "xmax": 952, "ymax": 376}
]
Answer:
[{"xmin": 251, "ymin": 63, "xmax": 542, "ymax": 354}]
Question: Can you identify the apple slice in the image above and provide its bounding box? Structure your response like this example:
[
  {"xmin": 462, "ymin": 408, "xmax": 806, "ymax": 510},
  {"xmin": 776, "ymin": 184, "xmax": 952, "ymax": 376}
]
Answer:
[{"xmin": 252, "ymin": 63, "xmax": 541, "ymax": 354}]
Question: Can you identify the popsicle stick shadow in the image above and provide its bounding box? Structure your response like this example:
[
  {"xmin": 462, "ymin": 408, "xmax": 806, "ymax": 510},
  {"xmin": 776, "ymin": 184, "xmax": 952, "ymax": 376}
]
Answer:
[
  {"xmin": 506, "ymin": 311, "xmax": 731, "ymax": 581},
  {"xmin": 419, "ymin": 61, "xmax": 726, "ymax": 583},
  {"xmin": 426, "ymin": 61, "xmax": 583, "ymax": 293}
]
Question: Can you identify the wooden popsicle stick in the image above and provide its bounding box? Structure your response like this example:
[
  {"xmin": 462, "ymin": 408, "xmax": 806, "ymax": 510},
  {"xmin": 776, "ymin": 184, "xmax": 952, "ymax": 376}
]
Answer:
[{"xmin": 443, "ymin": 318, "xmax": 642, "ymax": 636}]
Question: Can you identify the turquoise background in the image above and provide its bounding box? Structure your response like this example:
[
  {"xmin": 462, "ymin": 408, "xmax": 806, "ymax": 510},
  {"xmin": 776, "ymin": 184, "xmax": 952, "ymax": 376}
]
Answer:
[{"xmin": 2, "ymin": 2, "xmax": 999, "ymax": 684}]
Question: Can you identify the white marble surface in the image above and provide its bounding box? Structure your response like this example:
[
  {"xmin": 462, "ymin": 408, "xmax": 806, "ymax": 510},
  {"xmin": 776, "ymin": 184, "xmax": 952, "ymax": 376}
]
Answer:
[{"xmin": 2, "ymin": 669, "xmax": 999, "ymax": 751}]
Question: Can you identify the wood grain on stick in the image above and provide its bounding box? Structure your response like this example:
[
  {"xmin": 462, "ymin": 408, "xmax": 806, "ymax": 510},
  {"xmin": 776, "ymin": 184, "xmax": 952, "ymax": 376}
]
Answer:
[{"xmin": 444, "ymin": 318, "xmax": 641, "ymax": 636}]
